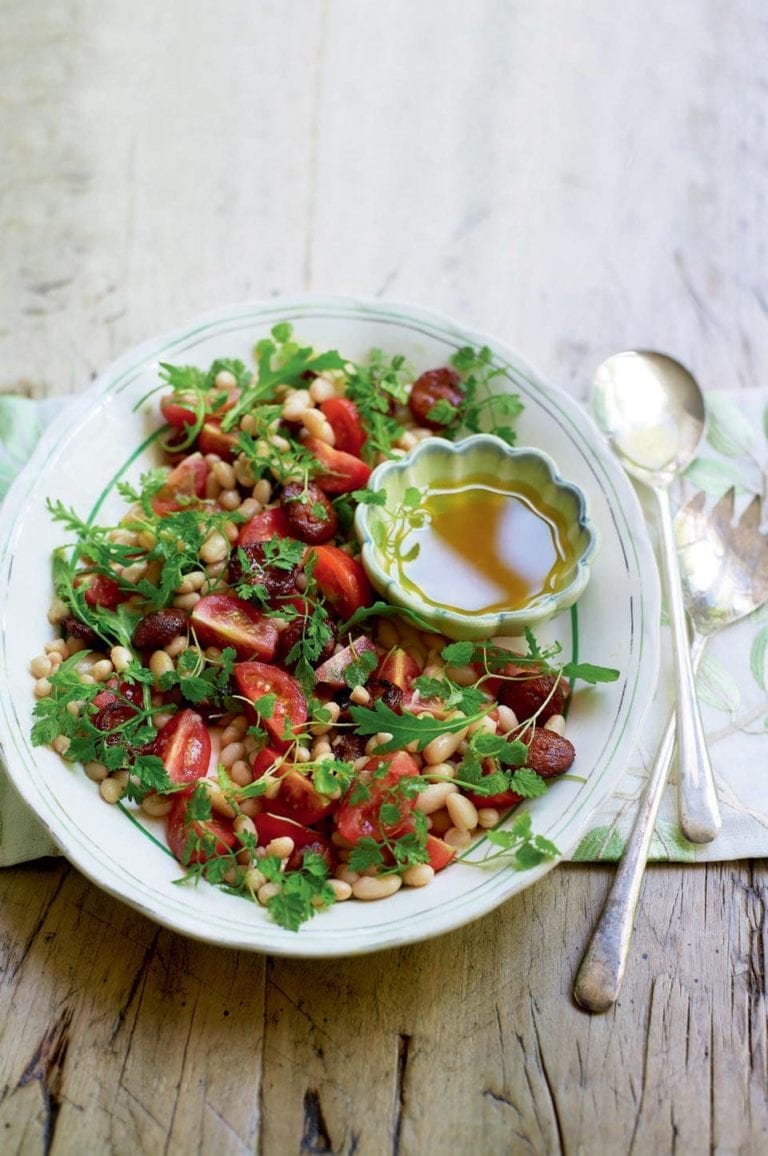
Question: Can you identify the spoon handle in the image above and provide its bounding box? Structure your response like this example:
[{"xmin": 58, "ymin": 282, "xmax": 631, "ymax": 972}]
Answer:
[
  {"xmin": 573, "ymin": 634, "xmax": 708, "ymax": 1012},
  {"xmin": 654, "ymin": 486, "xmax": 721, "ymax": 843}
]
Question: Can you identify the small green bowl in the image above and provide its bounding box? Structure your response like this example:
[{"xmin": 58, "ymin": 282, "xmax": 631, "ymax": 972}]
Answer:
[{"xmin": 354, "ymin": 434, "xmax": 598, "ymax": 641}]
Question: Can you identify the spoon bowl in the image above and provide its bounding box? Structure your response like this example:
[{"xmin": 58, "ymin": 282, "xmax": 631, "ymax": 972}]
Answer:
[
  {"xmin": 592, "ymin": 351, "xmax": 706, "ymax": 485},
  {"xmin": 591, "ymin": 350, "xmax": 719, "ymax": 844}
]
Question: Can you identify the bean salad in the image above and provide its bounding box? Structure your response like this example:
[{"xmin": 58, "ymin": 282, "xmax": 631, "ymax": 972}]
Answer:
[{"xmin": 30, "ymin": 326, "xmax": 617, "ymax": 930}]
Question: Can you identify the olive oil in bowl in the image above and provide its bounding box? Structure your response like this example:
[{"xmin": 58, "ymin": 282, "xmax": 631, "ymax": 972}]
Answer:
[
  {"xmin": 393, "ymin": 477, "xmax": 571, "ymax": 615},
  {"xmin": 355, "ymin": 435, "xmax": 597, "ymax": 640}
]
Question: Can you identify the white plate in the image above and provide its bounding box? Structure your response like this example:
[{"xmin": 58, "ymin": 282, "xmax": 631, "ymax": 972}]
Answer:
[{"xmin": 0, "ymin": 296, "xmax": 660, "ymax": 957}]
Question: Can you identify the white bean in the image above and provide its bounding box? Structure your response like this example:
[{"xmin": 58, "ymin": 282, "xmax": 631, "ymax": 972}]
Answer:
[
  {"xmin": 264, "ymin": 836, "xmax": 295, "ymax": 860},
  {"xmin": 402, "ymin": 864, "xmax": 435, "ymax": 888},
  {"xmin": 423, "ymin": 726, "xmax": 468, "ymax": 766},
  {"xmin": 110, "ymin": 645, "xmax": 133, "ymax": 672},
  {"xmin": 415, "ymin": 781, "xmax": 458, "ymax": 815},
  {"xmin": 199, "ymin": 531, "xmax": 230, "ymax": 564},
  {"xmin": 149, "ymin": 650, "xmax": 174, "ymax": 680},
  {"xmin": 29, "ymin": 655, "xmax": 52, "ymax": 678},
  {"xmin": 443, "ymin": 827, "xmax": 472, "ymax": 851},
  {"xmin": 445, "ymin": 793, "xmax": 479, "ymax": 832},
  {"xmin": 351, "ymin": 875, "xmax": 402, "ymax": 901}
]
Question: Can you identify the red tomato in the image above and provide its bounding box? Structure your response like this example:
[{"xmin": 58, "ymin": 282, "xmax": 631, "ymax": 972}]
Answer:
[
  {"xmin": 234, "ymin": 661, "xmax": 308, "ymax": 749},
  {"xmin": 83, "ymin": 574, "xmax": 127, "ymax": 609},
  {"xmin": 304, "ymin": 437, "xmax": 372, "ymax": 493},
  {"xmin": 254, "ymin": 812, "xmax": 329, "ymax": 852},
  {"xmin": 151, "ymin": 453, "xmax": 208, "ymax": 516},
  {"xmin": 93, "ymin": 679, "xmax": 144, "ymax": 711},
  {"xmin": 190, "ymin": 594, "xmax": 279, "ymax": 660},
  {"xmin": 269, "ymin": 770, "xmax": 336, "ymax": 826},
  {"xmin": 311, "ymin": 545, "xmax": 373, "ymax": 618},
  {"xmin": 250, "ymin": 746, "xmax": 284, "ymax": 779},
  {"xmin": 314, "ymin": 636, "xmax": 378, "ymax": 687},
  {"xmin": 465, "ymin": 757, "xmax": 523, "ymax": 810},
  {"xmin": 336, "ymin": 751, "xmax": 420, "ymax": 845},
  {"xmin": 239, "ymin": 507, "xmax": 291, "ymax": 546},
  {"xmin": 376, "ymin": 648, "xmax": 422, "ymax": 708},
  {"xmin": 160, "ymin": 387, "xmax": 239, "ymax": 428},
  {"xmin": 425, "ymin": 834, "xmax": 456, "ymax": 872},
  {"xmin": 166, "ymin": 791, "xmax": 237, "ymax": 865},
  {"xmin": 319, "ymin": 398, "xmax": 366, "ymax": 457},
  {"xmin": 153, "ymin": 709, "xmax": 212, "ymax": 784},
  {"xmin": 198, "ymin": 418, "xmax": 239, "ymax": 460}
]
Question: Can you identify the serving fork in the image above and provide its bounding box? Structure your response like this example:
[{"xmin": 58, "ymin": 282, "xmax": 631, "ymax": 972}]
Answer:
[{"xmin": 574, "ymin": 487, "xmax": 768, "ymax": 1012}]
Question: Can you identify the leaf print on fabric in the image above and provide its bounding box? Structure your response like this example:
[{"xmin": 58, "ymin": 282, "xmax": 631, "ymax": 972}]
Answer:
[
  {"xmin": 650, "ymin": 821, "xmax": 698, "ymax": 862},
  {"xmin": 0, "ymin": 397, "xmax": 42, "ymax": 500},
  {"xmin": 571, "ymin": 825, "xmax": 626, "ymax": 862},
  {"xmin": 751, "ymin": 626, "xmax": 768, "ymax": 692},
  {"xmin": 684, "ymin": 457, "xmax": 751, "ymax": 498},
  {"xmin": 695, "ymin": 651, "xmax": 741, "ymax": 713},
  {"xmin": 705, "ymin": 395, "xmax": 755, "ymax": 459}
]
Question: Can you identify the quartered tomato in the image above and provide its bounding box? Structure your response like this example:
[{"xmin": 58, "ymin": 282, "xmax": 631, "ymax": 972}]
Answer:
[
  {"xmin": 376, "ymin": 648, "xmax": 422, "ymax": 708},
  {"xmin": 335, "ymin": 751, "xmax": 420, "ymax": 845},
  {"xmin": 160, "ymin": 386, "xmax": 239, "ymax": 428},
  {"xmin": 319, "ymin": 398, "xmax": 366, "ymax": 457},
  {"xmin": 151, "ymin": 453, "xmax": 208, "ymax": 516},
  {"xmin": 93, "ymin": 679, "xmax": 144, "ymax": 712},
  {"xmin": 310, "ymin": 545, "xmax": 373, "ymax": 618},
  {"xmin": 314, "ymin": 636, "xmax": 377, "ymax": 688},
  {"xmin": 153, "ymin": 709, "xmax": 212, "ymax": 784},
  {"xmin": 304, "ymin": 437, "xmax": 372, "ymax": 493},
  {"xmin": 425, "ymin": 834, "xmax": 457, "ymax": 872},
  {"xmin": 166, "ymin": 791, "xmax": 237, "ymax": 865},
  {"xmin": 83, "ymin": 574, "xmax": 128, "ymax": 609},
  {"xmin": 239, "ymin": 507, "xmax": 291, "ymax": 546},
  {"xmin": 234, "ymin": 662, "xmax": 308, "ymax": 749},
  {"xmin": 198, "ymin": 418, "xmax": 239, "ymax": 460},
  {"xmin": 190, "ymin": 594, "xmax": 279, "ymax": 660},
  {"xmin": 269, "ymin": 770, "xmax": 337, "ymax": 826}
]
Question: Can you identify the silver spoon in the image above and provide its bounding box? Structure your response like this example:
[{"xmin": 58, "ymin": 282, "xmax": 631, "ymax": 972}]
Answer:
[
  {"xmin": 574, "ymin": 488, "xmax": 768, "ymax": 1011},
  {"xmin": 592, "ymin": 351, "xmax": 719, "ymax": 844}
]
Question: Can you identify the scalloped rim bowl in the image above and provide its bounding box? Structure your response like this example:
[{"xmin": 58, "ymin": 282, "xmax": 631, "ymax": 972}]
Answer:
[
  {"xmin": 0, "ymin": 294, "xmax": 660, "ymax": 957},
  {"xmin": 355, "ymin": 434, "xmax": 598, "ymax": 641}
]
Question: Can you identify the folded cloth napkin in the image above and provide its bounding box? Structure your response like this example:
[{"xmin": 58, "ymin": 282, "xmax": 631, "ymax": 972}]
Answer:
[{"xmin": 1, "ymin": 391, "xmax": 766, "ymax": 867}]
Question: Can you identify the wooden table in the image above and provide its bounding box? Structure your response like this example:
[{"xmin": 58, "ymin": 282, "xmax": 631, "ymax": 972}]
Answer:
[{"xmin": 3, "ymin": 3, "xmax": 766, "ymax": 1152}]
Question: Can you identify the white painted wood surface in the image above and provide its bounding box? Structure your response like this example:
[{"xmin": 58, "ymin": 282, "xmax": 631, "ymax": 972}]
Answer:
[{"xmin": 2, "ymin": 2, "xmax": 767, "ymax": 1152}]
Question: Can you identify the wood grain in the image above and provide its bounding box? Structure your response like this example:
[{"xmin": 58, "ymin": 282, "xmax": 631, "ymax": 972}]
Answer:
[{"xmin": 2, "ymin": 0, "xmax": 767, "ymax": 1152}]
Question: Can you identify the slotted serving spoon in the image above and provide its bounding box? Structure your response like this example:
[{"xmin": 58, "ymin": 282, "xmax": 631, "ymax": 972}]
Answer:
[{"xmin": 574, "ymin": 487, "xmax": 768, "ymax": 1012}]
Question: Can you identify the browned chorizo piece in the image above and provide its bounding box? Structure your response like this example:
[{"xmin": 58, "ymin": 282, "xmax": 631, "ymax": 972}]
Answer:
[
  {"xmin": 132, "ymin": 608, "xmax": 188, "ymax": 650},
  {"xmin": 498, "ymin": 673, "xmax": 570, "ymax": 724},
  {"xmin": 525, "ymin": 728, "xmax": 575, "ymax": 778},
  {"xmin": 280, "ymin": 482, "xmax": 339, "ymax": 544},
  {"xmin": 228, "ymin": 543, "xmax": 298, "ymax": 599},
  {"xmin": 407, "ymin": 367, "xmax": 464, "ymax": 429}
]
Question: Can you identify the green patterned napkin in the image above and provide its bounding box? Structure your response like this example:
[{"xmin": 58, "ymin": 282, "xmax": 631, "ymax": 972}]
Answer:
[
  {"xmin": 573, "ymin": 390, "xmax": 768, "ymax": 862},
  {"xmin": 0, "ymin": 392, "xmax": 766, "ymax": 867}
]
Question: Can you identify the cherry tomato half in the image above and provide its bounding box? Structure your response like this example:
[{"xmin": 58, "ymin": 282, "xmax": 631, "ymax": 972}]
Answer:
[
  {"xmin": 239, "ymin": 507, "xmax": 291, "ymax": 546},
  {"xmin": 166, "ymin": 791, "xmax": 237, "ymax": 865},
  {"xmin": 190, "ymin": 594, "xmax": 279, "ymax": 661},
  {"xmin": 319, "ymin": 398, "xmax": 366, "ymax": 457},
  {"xmin": 310, "ymin": 544, "xmax": 373, "ymax": 619},
  {"xmin": 153, "ymin": 708, "xmax": 212, "ymax": 784},
  {"xmin": 303, "ymin": 437, "xmax": 372, "ymax": 494},
  {"xmin": 335, "ymin": 751, "xmax": 419, "ymax": 845},
  {"xmin": 83, "ymin": 573, "xmax": 128, "ymax": 610},
  {"xmin": 234, "ymin": 661, "xmax": 308, "ymax": 749},
  {"xmin": 151, "ymin": 453, "xmax": 208, "ymax": 516},
  {"xmin": 160, "ymin": 386, "xmax": 239, "ymax": 428},
  {"xmin": 269, "ymin": 769, "xmax": 337, "ymax": 826}
]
